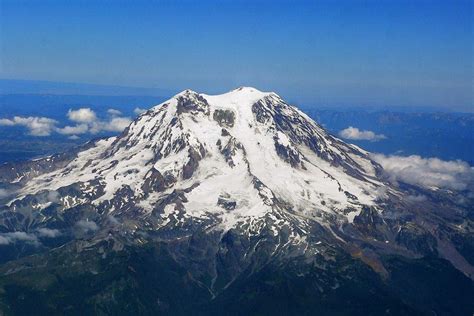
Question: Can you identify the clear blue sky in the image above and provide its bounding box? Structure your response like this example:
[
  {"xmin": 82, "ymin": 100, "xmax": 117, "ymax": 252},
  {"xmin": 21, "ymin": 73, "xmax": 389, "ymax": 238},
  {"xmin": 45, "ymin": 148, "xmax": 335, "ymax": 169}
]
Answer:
[{"xmin": 0, "ymin": 0, "xmax": 472, "ymax": 109}]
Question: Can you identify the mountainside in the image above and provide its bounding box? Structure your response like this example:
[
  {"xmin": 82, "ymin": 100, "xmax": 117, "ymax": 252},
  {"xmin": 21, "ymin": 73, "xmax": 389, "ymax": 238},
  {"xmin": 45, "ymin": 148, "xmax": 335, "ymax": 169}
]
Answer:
[{"xmin": 0, "ymin": 87, "xmax": 473, "ymax": 315}]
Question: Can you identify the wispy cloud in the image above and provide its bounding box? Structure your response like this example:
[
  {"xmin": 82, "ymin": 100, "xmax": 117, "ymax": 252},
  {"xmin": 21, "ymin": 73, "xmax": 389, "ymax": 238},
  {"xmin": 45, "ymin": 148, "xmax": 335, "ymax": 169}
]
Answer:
[
  {"xmin": 107, "ymin": 215, "xmax": 120, "ymax": 226},
  {"xmin": 0, "ymin": 231, "xmax": 40, "ymax": 246},
  {"xmin": 134, "ymin": 107, "xmax": 147, "ymax": 115},
  {"xmin": 0, "ymin": 228, "xmax": 62, "ymax": 246},
  {"xmin": 75, "ymin": 220, "xmax": 99, "ymax": 233},
  {"xmin": 372, "ymin": 154, "xmax": 474, "ymax": 191},
  {"xmin": 36, "ymin": 228, "xmax": 61, "ymax": 238},
  {"xmin": 0, "ymin": 189, "xmax": 11, "ymax": 199},
  {"xmin": 107, "ymin": 109, "xmax": 122, "ymax": 116},
  {"xmin": 406, "ymin": 194, "xmax": 427, "ymax": 202},
  {"xmin": 339, "ymin": 126, "xmax": 386, "ymax": 141}
]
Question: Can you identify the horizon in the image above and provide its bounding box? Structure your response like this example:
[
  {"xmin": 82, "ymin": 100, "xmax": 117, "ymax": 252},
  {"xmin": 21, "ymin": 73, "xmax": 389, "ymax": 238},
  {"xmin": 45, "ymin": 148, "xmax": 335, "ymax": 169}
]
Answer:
[
  {"xmin": 1, "ymin": 0, "xmax": 472, "ymax": 110},
  {"xmin": 1, "ymin": 78, "xmax": 473, "ymax": 113}
]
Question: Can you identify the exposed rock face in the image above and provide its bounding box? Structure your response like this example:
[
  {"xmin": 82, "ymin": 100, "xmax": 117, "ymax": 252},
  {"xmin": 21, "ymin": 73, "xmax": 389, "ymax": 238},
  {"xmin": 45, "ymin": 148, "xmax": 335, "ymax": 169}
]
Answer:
[
  {"xmin": 213, "ymin": 109, "xmax": 235, "ymax": 128},
  {"xmin": 176, "ymin": 90, "xmax": 210, "ymax": 115},
  {"xmin": 217, "ymin": 193, "xmax": 237, "ymax": 210},
  {"xmin": 0, "ymin": 87, "xmax": 472, "ymax": 314}
]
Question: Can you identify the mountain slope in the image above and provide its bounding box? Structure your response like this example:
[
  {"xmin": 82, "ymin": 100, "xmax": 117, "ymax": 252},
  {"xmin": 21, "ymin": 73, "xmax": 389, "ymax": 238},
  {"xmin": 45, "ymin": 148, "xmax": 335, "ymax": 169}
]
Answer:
[{"xmin": 0, "ymin": 87, "xmax": 472, "ymax": 315}]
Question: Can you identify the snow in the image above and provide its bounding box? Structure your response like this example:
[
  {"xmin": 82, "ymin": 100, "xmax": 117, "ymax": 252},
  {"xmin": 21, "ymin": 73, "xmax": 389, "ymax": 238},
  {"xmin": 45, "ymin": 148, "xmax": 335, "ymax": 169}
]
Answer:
[
  {"xmin": 11, "ymin": 87, "xmax": 392, "ymax": 233},
  {"xmin": 346, "ymin": 210, "xmax": 361, "ymax": 224},
  {"xmin": 281, "ymin": 130, "xmax": 292, "ymax": 144}
]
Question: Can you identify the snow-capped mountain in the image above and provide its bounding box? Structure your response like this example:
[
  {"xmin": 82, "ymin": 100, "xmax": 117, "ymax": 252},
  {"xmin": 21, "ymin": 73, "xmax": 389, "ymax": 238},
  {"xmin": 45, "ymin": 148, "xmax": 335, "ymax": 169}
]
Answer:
[
  {"xmin": 12, "ymin": 87, "xmax": 387, "ymax": 226},
  {"xmin": 0, "ymin": 88, "xmax": 472, "ymax": 315}
]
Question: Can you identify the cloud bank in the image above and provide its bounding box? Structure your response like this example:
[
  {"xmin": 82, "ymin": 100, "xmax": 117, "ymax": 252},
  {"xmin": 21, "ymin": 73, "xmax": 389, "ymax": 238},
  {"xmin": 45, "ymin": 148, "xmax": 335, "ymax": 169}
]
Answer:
[
  {"xmin": 107, "ymin": 108, "xmax": 122, "ymax": 116},
  {"xmin": 339, "ymin": 127, "xmax": 386, "ymax": 141},
  {"xmin": 372, "ymin": 154, "xmax": 474, "ymax": 191},
  {"xmin": 61, "ymin": 108, "xmax": 132, "ymax": 136},
  {"xmin": 0, "ymin": 108, "xmax": 133, "ymax": 138}
]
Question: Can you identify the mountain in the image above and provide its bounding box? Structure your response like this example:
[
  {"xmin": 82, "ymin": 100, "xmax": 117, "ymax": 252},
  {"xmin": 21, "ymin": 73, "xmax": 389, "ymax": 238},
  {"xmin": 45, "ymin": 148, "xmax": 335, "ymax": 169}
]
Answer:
[{"xmin": 0, "ymin": 87, "xmax": 473, "ymax": 315}]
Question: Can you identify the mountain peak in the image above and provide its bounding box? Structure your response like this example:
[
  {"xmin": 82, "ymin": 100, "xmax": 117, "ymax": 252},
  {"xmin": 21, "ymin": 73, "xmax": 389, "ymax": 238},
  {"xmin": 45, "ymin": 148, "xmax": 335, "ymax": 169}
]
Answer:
[
  {"xmin": 226, "ymin": 86, "xmax": 276, "ymax": 98},
  {"xmin": 232, "ymin": 86, "xmax": 269, "ymax": 93},
  {"xmin": 174, "ymin": 88, "xmax": 200, "ymax": 96},
  {"xmin": 148, "ymin": 87, "xmax": 279, "ymax": 118},
  {"xmin": 172, "ymin": 86, "xmax": 269, "ymax": 96},
  {"xmin": 13, "ymin": 87, "xmax": 387, "ymax": 231},
  {"xmin": 3, "ymin": 88, "xmax": 473, "ymax": 311},
  {"xmin": 172, "ymin": 86, "xmax": 275, "ymax": 102}
]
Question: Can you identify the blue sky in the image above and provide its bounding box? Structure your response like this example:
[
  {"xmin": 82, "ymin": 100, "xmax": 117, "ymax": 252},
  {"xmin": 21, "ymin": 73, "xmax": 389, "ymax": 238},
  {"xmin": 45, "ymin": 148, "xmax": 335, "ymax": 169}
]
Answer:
[{"xmin": 0, "ymin": 0, "xmax": 472, "ymax": 109}]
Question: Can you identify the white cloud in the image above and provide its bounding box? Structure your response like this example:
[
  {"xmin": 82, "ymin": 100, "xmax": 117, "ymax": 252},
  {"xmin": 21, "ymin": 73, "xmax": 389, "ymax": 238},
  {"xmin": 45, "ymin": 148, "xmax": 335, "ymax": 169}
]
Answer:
[
  {"xmin": 107, "ymin": 109, "xmax": 122, "ymax": 116},
  {"xmin": 339, "ymin": 126, "xmax": 386, "ymax": 141},
  {"xmin": 36, "ymin": 228, "xmax": 61, "ymax": 238},
  {"xmin": 67, "ymin": 108, "xmax": 131, "ymax": 134},
  {"xmin": 56, "ymin": 124, "xmax": 89, "ymax": 135},
  {"xmin": 68, "ymin": 135, "xmax": 80, "ymax": 140},
  {"xmin": 67, "ymin": 108, "xmax": 97, "ymax": 123},
  {"xmin": 372, "ymin": 154, "xmax": 474, "ymax": 191},
  {"xmin": 0, "ymin": 116, "xmax": 58, "ymax": 136},
  {"xmin": 89, "ymin": 117, "xmax": 131, "ymax": 133},
  {"xmin": 134, "ymin": 107, "xmax": 147, "ymax": 115}
]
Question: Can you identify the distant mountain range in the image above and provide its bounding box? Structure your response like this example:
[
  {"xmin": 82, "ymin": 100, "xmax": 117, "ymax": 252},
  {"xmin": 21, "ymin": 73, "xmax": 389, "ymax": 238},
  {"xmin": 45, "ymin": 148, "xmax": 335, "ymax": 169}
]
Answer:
[{"xmin": 305, "ymin": 108, "xmax": 474, "ymax": 165}]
